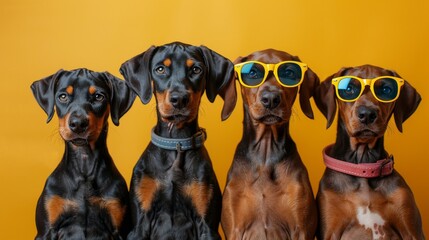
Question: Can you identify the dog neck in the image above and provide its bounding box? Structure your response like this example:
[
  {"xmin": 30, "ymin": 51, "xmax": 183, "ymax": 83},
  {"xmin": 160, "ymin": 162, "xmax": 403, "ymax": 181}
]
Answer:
[
  {"xmin": 154, "ymin": 118, "xmax": 200, "ymax": 139},
  {"xmin": 238, "ymin": 107, "xmax": 296, "ymax": 165},
  {"xmin": 151, "ymin": 118, "xmax": 201, "ymax": 173},
  {"xmin": 331, "ymin": 118, "xmax": 388, "ymax": 164},
  {"xmin": 63, "ymin": 125, "xmax": 109, "ymax": 177}
]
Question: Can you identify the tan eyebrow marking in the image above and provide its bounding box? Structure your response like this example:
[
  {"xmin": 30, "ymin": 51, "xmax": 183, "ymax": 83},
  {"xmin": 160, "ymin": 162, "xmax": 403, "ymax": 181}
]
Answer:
[
  {"xmin": 163, "ymin": 58, "xmax": 172, "ymax": 67},
  {"xmin": 89, "ymin": 86, "xmax": 96, "ymax": 95},
  {"xmin": 66, "ymin": 86, "xmax": 73, "ymax": 95},
  {"xmin": 186, "ymin": 59, "xmax": 194, "ymax": 67}
]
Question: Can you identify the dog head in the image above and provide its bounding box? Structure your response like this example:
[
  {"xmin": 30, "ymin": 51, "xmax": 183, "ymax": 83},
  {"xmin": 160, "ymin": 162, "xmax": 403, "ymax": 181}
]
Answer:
[
  {"xmin": 31, "ymin": 68, "xmax": 135, "ymax": 146},
  {"xmin": 234, "ymin": 49, "xmax": 319, "ymax": 126},
  {"xmin": 120, "ymin": 42, "xmax": 237, "ymax": 127},
  {"xmin": 315, "ymin": 64, "xmax": 421, "ymax": 144}
]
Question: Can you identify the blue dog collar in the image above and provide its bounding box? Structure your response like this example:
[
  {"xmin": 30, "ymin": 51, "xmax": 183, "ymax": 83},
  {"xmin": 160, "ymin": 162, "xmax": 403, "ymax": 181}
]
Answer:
[{"xmin": 150, "ymin": 127, "xmax": 207, "ymax": 151}]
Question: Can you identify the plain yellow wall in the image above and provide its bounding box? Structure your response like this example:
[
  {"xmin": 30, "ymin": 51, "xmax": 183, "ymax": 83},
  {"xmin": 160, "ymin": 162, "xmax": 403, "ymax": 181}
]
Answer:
[{"xmin": 1, "ymin": 0, "xmax": 428, "ymax": 239}]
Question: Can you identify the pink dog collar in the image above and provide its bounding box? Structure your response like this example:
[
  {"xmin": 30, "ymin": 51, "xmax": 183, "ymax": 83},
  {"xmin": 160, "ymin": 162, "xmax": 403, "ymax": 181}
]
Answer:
[{"xmin": 323, "ymin": 145, "xmax": 394, "ymax": 178}]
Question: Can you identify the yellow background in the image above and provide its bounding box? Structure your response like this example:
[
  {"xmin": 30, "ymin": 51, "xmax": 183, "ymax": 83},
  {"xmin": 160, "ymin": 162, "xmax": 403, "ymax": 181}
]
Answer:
[{"xmin": 1, "ymin": 0, "xmax": 428, "ymax": 238}]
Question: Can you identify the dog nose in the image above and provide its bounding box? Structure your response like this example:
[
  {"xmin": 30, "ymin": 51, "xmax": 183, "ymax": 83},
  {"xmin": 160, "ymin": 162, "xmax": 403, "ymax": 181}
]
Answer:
[
  {"xmin": 357, "ymin": 106, "xmax": 377, "ymax": 124},
  {"xmin": 260, "ymin": 91, "xmax": 281, "ymax": 109},
  {"xmin": 69, "ymin": 115, "xmax": 89, "ymax": 133},
  {"xmin": 170, "ymin": 92, "xmax": 190, "ymax": 109}
]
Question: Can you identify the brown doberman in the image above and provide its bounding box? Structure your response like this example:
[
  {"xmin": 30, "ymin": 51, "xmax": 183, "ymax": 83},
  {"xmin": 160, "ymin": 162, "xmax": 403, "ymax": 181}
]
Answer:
[
  {"xmin": 314, "ymin": 65, "xmax": 424, "ymax": 239},
  {"xmin": 221, "ymin": 49, "xmax": 319, "ymax": 240},
  {"xmin": 120, "ymin": 42, "xmax": 237, "ymax": 239},
  {"xmin": 31, "ymin": 68, "xmax": 135, "ymax": 239}
]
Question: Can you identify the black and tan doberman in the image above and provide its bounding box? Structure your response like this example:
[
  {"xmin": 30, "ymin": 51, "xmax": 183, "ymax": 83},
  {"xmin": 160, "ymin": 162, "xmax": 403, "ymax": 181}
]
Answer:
[
  {"xmin": 221, "ymin": 49, "xmax": 319, "ymax": 240},
  {"xmin": 32, "ymin": 68, "xmax": 135, "ymax": 239},
  {"xmin": 120, "ymin": 42, "xmax": 237, "ymax": 239},
  {"xmin": 314, "ymin": 65, "xmax": 424, "ymax": 239}
]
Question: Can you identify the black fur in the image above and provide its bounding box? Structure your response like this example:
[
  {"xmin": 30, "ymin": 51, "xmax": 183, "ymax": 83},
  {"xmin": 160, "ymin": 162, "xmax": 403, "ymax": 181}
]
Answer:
[{"xmin": 32, "ymin": 68, "xmax": 135, "ymax": 239}]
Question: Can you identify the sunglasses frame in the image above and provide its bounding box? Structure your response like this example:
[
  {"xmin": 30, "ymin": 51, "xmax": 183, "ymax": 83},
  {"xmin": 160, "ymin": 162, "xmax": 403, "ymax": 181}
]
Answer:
[
  {"xmin": 234, "ymin": 60, "xmax": 308, "ymax": 88},
  {"xmin": 332, "ymin": 75, "xmax": 405, "ymax": 103}
]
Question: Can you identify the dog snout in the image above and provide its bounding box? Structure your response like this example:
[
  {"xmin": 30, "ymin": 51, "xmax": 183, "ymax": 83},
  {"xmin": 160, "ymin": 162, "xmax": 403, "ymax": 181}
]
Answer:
[
  {"xmin": 356, "ymin": 105, "xmax": 377, "ymax": 125},
  {"xmin": 68, "ymin": 113, "xmax": 89, "ymax": 133},
  {"xmin": 260, "ymin": 91, "xmax": 281, "ymax": 110},
  {"xmin": 169, "ymin": 92, "xmax": 190, "ymax": 109}
]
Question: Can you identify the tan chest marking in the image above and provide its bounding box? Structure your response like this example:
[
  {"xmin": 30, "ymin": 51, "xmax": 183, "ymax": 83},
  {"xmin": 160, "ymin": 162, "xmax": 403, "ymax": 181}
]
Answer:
[
  {"xmin": 135, "ymin": 176, "xmax": 160, "ymax": 211},
  {"xmin": 182, "ymin": 181, "xmax": 213, "ymax": 217},
  {"xmin": 45, "ymin": 195, "xmax": 79, "ymax": 225},
  {"xmin": 89, "ymin": 197, "xmax": 126, "ymax": 228}
]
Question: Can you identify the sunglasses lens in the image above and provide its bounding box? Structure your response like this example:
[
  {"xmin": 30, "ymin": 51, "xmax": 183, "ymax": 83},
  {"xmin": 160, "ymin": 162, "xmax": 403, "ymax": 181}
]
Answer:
[
  {"xmin": 337, "ymin": 77, "xmax": 362, "ymax": 101},
  {"xmin": 373, "ymin": 78, "xmax": 399, "ymax": 101},
  {"xmin": 277, "ymin": 63, "xmax": 303, "ymax": 86},
  {"xmin": 240, "ymin": 62, "xmax": 265, "ymax": 86}
]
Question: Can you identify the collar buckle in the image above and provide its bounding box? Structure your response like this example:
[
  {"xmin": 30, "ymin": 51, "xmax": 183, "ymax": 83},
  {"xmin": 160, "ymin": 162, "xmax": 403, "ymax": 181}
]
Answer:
[{"xmin": 378, "ymin": 155, "xmax": 394, "ymax": 177}]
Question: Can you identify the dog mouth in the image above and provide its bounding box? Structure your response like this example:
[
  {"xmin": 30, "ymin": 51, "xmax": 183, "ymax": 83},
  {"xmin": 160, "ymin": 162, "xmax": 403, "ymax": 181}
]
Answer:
[
  {"xmin": 70, "ymin": 138, "xmax": 88, "ymax": 146},
  {"xmin": 162, "ymin": 114, "xmax": 188, "ymax": 123},
  {"xmin": 258, "ymin": 115, "xmax": 283, "ymax": 125},
  {"xmin": 352, "ymin": 130, "xmax": 379, "ymax": 139}
]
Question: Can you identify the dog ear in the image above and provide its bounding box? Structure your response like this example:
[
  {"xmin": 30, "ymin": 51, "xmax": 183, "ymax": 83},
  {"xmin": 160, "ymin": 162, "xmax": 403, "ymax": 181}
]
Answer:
[
  {"xmin": 200, "ymin": 45, "xmax": 237, "ymax": 121},
  {"xmin": 391, "ymin": 72, "xmax": 421, "ymax": 132},
  {"xmin": 102, "ymin": 72, "xmax": 136, "ymax": 126},
  {"xmin": 120, "ymin": 46, "xmax": 156, "ymax": 104},
  {"xmin": 314, "ymin": 67, "xmax": 352, "ymax": 128},
  {"xmin": 299, "ymin": 67, "xmax": 320, "ymax": 119},
  {"xmin": 30, "ymin": 69, "xmax": 64, "ymax": 123},
  {"xmin": 314, "ymin": 73, "xmax": 340, "ymax": 129}
]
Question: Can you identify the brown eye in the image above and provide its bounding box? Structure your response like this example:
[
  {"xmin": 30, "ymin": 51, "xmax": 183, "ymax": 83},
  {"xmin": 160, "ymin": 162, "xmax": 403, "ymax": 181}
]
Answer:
[
  {"xmin": 58, "ymin": 94, "xmax": 68, "ymax": 103},
  {"xmin": 155, "ymin": 66, "xmax": 165, "ymax": 74},
  {"xmin": 192, "ymin": 66, "xmax": 202, "ymax": 74},
  {"xmin": 94, "ymin": 93, "xmax": 105, "ymax": 102}
]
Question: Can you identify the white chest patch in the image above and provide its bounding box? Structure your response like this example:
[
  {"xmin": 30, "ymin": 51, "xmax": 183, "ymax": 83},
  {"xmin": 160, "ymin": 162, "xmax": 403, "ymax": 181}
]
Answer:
[{"xmin": 356, "ymin": 206, "xmax": 386, "ymax": 239}]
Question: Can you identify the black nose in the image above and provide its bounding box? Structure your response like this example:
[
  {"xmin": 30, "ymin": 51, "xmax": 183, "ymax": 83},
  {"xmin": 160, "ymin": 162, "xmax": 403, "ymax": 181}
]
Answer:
[
  {"xmin": 169, "ymin": 92, "xmax": 190, "ymax": 109},
  {"xmin": 69, "ymin": 115, "xmax": 89, "ymax": 133},
  {"xmin": 260, "ymin": 91, "xmax": 281, "ymax": 109},
  {"xmin": 357, "ymin": 106, "xmax": 377, "ymax": 124}
]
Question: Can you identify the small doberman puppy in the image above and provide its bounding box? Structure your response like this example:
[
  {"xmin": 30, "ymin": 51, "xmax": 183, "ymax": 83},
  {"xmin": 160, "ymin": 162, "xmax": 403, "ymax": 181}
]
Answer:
[
  {"xmin": 221, "ymin": 49, "xmax": 319, "ymax": 240},
  {"xmin": 32, "ymin": 68, "xmax": 135, "ymax": 239},
  {"xmin": 314, "ymin": 65, "xmax": 424, "ymax": 239},
  {"xmin": 120, "ymin": 42, "xmax": 237, "ymax": 239}
]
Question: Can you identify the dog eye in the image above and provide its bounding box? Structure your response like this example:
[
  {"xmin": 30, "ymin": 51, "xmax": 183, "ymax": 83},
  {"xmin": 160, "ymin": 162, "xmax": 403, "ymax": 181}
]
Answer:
[
  {"xmin": 192, "ymin": 66, "xmax": 202, "ymax": 74},
  {"xmin": 382, "ymin": 86, "xmax": 392, "ymax": 94},
  {"xmin": 249, "ymin": 70, "xmax": 259, "ymax": 78},
  {"xmin": 94, "ymin": 93, "xmax": 105, "ymax": 102},
  {"xmin": 58, "ymin": 94, "xmax": 69, "ymax": 103},
  {"xmin": 283, "ymin": 69, "xmax": 296, "ymax": 78},
  {"xmin": 155, "ymin": 66, "xmax": 165, "ymax": 74}
]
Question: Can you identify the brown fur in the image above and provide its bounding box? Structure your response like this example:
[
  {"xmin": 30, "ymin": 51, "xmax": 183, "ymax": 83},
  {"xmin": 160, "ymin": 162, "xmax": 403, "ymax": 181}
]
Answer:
[
  {"xmin": 314, "ymin": 65, "xmax": 424, "ymax": 239},
  {"xmin": 221, "ymin": 49, "xmax": 319, "ymax": 240}
]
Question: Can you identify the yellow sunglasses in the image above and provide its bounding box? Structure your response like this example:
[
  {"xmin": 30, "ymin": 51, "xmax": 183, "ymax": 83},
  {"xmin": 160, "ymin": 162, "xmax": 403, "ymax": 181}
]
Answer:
[
  {"xmin": 332, "ymin": 76, "xmax": 405, "ymax": 103},
  {"xmin": 234, "ymin": 61, "xmax": 308, "ymax": 88}
]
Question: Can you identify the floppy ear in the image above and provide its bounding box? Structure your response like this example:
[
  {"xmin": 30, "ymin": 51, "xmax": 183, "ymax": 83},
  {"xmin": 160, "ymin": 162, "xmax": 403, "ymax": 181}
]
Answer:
[
  {"xmin": 299, "ymin": 67, "xmax": 320, "ymax": 119},
  {"xmin": 30, "ymin": 69, "xmax": 64, "ymax": 123},
  {"xmin": 391, "ymin": 72, "xmax": 421, "ymax": 132},
  {"xmin": 102, "ymin": 72, "xmax": 137, "ymax": 126},
  {"xmin": 119, "ymin": 46, "xmax": 156, "ymax": 104},
  {"xmin": 200, "ymin": 45, "xmax": 237, "ymax": 121},
  {"xmin": 314, "ymin": 73, "xmax": 339, "ymax": 129},
  {"xmin": 314, "ymin": 67, "xmax": 353, "ymax": 128}
]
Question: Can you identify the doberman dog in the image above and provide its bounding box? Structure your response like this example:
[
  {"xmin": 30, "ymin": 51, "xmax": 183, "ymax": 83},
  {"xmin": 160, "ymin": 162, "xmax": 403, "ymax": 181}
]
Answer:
[
  {"xmin": 120, "ymin": 42, "xmax": 237, "ymax": 239},
  {"xmin": 31, "ymin": 68, "xmax": 135, "ymax": 239},
  {"xmin": 221, "ymin": 49, "xmax": 319, "ymax": 240},
  {"xmin": 314, "ymin": 65, "xmax": 424, "ymax": 239}
]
